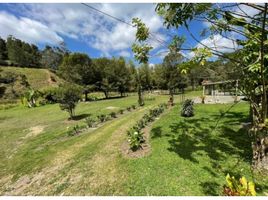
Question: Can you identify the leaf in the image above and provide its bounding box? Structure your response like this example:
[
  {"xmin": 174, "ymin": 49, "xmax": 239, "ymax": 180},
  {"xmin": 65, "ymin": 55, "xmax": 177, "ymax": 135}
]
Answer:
[
  {"xmin": 248, "ymin": 182, "xmax": 256, "ymax": 196},
  {"xmin": 226, "ymin": 174, "xmax": 234, "ymax": 189},
  {"xmin": 240, "ymin": 176, "xmax": 248, "ymax": 190}
]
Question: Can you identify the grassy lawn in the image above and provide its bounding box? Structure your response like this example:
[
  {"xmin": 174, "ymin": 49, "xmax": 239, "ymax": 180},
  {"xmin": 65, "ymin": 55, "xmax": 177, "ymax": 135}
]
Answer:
[
  {"xmin": 123, "ymin": 102, "xmax": 268, "ymax": 195},
  {"xmin": 0, "ymin": 92, "xmax": 267, "ymax": 195},
  {"xmin": 0, "ymin": 93, "xmax": 168, "ymax": 194}
]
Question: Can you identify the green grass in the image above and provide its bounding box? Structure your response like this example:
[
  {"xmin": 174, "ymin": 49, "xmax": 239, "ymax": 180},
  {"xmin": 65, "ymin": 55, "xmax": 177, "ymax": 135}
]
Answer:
[
  {"xmin": 0, "ymin": 92, "xmax": 267, "ymax": 195},
  {"xmin": 122, "ymin": 102, "xmax": 268, "ymax": 195},
  {"xmin": 0, "ymin": 66, "xmax": 63, "ymax": 90}
]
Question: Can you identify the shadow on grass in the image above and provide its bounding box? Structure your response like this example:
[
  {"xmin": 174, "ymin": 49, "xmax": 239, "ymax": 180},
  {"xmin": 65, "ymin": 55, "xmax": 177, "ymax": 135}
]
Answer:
[
  {"xmin": 200, "ymin": 181, "xmax": 221, "ymax": 196},
  {"xmin": 165, "ymin": 110, "xmax": 252, "ymax": 164},
  {"xmin": 151, "ymin": 127, "xmax": 163, "ymax": 138},
  {"xmin": 71, "ymin": 113, "xmax": 91, "ymax": 121}
]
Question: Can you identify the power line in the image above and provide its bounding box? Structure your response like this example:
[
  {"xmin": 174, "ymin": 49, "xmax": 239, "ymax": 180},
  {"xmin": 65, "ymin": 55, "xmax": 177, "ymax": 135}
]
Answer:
[
  {"xmin": 81, "ymin": 3, "xmax": 171, "ymax": 49},
  {"xmin": 81, "ymin": 3, "xmax": 134, "ymax": 27}
]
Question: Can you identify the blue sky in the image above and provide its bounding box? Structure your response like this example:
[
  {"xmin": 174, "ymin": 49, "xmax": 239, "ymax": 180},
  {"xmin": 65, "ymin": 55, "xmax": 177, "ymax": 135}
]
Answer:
[{"xmin": 0, "ymin": 3, "xmax": 252, "ymax": 65}]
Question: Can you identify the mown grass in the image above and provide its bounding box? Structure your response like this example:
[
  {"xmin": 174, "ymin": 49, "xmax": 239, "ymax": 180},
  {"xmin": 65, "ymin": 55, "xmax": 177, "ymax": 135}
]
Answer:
[
  {"xmin": 1, "ymin": 92, "xmax": 267, "ymax": 195},
  {"xmin": 0, "ymin": 93, "xmax": 168, "ymax": 194},
  {"xmin": 122, "ymin": 102, "xmax": 268, "ymax": 195}
]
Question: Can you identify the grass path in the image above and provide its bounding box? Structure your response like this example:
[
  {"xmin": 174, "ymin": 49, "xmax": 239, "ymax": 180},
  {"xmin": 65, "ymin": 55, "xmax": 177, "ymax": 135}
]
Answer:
[{"xmin": 0, "ymin": 95, "xmax": 163, "ymax": 195}]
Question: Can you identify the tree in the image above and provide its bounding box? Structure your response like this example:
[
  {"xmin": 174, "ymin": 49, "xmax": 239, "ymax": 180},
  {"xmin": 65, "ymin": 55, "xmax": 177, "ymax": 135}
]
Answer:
[
  {"xmin": 59, "ymin": 53, "xmax": 94, "ymax": 101},
  {"xmin": 0, "ymin": 37, "xmax": 7, "ymax": 61},
  {"xmin": 6, "ymin": 35, "xmax": 41, "ymax": 67},
  {"xmin": 131, "ymin": 3, "xmax": 268, "ymax": 169},
  {"xmin": 41, "ymin": 45, "xmax": 68, "ymax": 70},
  {"xmin": 138, "ymin": 63, "xmax": 153, "ymax": 91},
  {"xmin": 57, "ymin": 84, "xmax": 81, "ymax": 119}
]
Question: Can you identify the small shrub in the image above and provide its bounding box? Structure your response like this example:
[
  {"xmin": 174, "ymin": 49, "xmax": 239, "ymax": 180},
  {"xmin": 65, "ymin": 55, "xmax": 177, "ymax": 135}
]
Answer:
[
  {"xmin": 136, "ymin": 119, "xmax": 145, "ymax": 130},
  {"xmin": 110, "ymin": 111, "xmax": 117, "ymax": 118},
  {"xmin": 97, "ymin": 114, "xmax": 107, "ymax": 123},
  {"xmin": 127, "ymin": 106, "xmax": 131, "ymax": 111},
  {"xmin": 128, "ymin": 129, "xmax": 145, "ymax": 151},
  {"xmin": 118, "ymin": 109, "xmax": 124, "ymax": 114},
  {"xmin": 67, "ymin": 125, "xmax": 81, "ymax": 136},
  {"xmin": 57, "ymin": 84, "xmax": 81, "ymax": 119},
  {"xmin": 143, "ymin": 114, "xmax": 151, "ymax": 124},
  {"xmin": 131, "ymin": 105, "xmax": 136, "ymax": 110},
  {"xmin": 181, "ymin": 99, "xmax": 194, "ymax": 117},
  {"xmin": 85, "ymin": 115, "xmax": 96, "ymax": 128},
  {"xmin": 223, "ymin": 174, "xmax": 256, "ymax": 196}
]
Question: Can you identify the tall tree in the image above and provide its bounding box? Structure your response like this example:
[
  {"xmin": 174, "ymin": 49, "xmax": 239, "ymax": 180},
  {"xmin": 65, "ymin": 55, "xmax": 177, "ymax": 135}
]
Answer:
[
  {"xmin": 59, "ymin": 53, "xmax": 94, "ymax": 101},
  {"xmin": 0, "ymin": 37, "xmax": 7, "ymax": 61}
]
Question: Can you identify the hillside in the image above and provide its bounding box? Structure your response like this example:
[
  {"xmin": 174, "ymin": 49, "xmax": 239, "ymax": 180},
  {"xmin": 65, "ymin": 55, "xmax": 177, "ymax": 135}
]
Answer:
[{"xmin": 0, "ymin": 66, "xmax": 64, "ymax": 101}]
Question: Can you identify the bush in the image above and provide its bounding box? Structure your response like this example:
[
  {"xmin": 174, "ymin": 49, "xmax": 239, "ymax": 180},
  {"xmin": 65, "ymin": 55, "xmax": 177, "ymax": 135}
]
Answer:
[
  {"xmin": 118, "ymin": 109, "xmax": 124, "ymax": 114},
  {"xmin": 40, "ymin": 87, "xmax": 60, "ymax": 104},
  {"xmin": 57, "ymin": 84, "xmax": 81, "ymax": 119},
  {"xmin": 110, "ymin": 111, "xmax": 117, "ymax": 118},
  {"xmin": 127, "ymin": 106, "xmax": 131, "ymax": 111},
  {"xmin": 85, "ymin": 115, "xmax": 96, "ymax": 128},
  {"xmin": 127, "ymin": 129, "xmax": 145, "ymax": 151},
  {"xmin": 223, "ymin": 174, "xmax": 256, "ymax": 196},
  {"xmin": 131, "ymin": 105, "xmax": 136, "ymax": 110},
  {"xmin": 67, "ymin": 125, "xmax": 82, "ymax": 136},
  {"xmin": 181, "ymin": 99, "xmax": 194, "ymax": 117},
  {"xmin": 136, "ymin": 119, "xmax": 145, "ymax": 130},
  {"xmin": 97, "ymin": 114, "xmax": 107, "ymax": 123}
]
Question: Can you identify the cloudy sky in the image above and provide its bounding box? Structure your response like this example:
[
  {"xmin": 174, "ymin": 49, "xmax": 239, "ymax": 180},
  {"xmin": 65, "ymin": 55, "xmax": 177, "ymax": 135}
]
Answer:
[{"xmin": 0, "ymin": 3, "xmax": 259, "ymax": 64}]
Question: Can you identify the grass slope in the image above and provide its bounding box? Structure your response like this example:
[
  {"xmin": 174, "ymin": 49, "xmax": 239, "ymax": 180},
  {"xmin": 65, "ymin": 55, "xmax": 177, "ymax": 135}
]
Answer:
[{"xmin": 0, "ymin": 66, "xmax": 63, "ymax": 90}]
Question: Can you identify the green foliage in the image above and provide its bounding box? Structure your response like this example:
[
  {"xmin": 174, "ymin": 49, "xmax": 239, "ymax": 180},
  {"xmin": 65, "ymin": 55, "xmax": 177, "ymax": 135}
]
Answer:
[
  {"xmin": 41, "ymin": 43, "xmax": 68, "ymax": 70},
  {"xmin": 118, "ymin": 109, "xmax": 124, "ymax": 114},
  {"xmin": 59, "ymin": 53, "xmax": 93, "ymax": 85},
  {"xmin": 109, "ymin": 111, "xmax": 117, "ymax": 118},
  {"xmin": 126, "ymin": 103, "xmax": 167, "ymax": 151},
  {"xmin": 127, "ymin": 106, "xmax": 132, "ymax": 111},
  {"xmin": 132, "ymin": 18, "xmax": 150, "ymax": 42},
  {"xmin": 131, "ymin": 105, "xmax": 136, "ymax": 110},
  {"xmin": 97, "ymin": 114, "xmax": 107, "ymax": 123},
  {"xmin": 84, "ymin": 115, "xmax": 96, "ymax": 128},
  {"xmin": 21, "ymin": 89, "xmax": 40, "ymax": 108},
  {"xmin": 156, "ymin": 3, "xmax": 212, "ymax": 28},
  {"xmin": 40, "ymin": 87, "xmax": 60, "ymax": 104},
  {"xmin": 57, "ymin": 84, "xmax": 81, "ymax": 119},
  {"xmin": 67, "ymin": 125, "xmax": 82, "ymax": 136},
  {"xmin": 223, "ymin": 174, "xmax": 256, "ymax": 196},
  {"xmin": 181, "ymin": 99, "xmax": 194, "ymax": 117},
  {"xmin": 132, "ymin": 43, "xmax": 152, "ymax": 64},
  {"xmin": 6, "ymin": 35, "xmax": 41, "ymax": 67},
  {"xmin": 127, "ymin": 129, "xmax": 145, "ymax": 151}
]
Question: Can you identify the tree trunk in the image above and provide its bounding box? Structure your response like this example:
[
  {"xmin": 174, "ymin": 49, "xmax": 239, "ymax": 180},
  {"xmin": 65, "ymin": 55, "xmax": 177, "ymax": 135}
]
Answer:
[
  {"xmin": 260, "ymin": 3, "xmax": 267, "ymax": 123},
  {"xmin": 251, "ymin": 127, "xmax": 268, "ymax": 170},
  {"xmin": 168, "ymin": 88, "xmax": 174, "ymax": 106},
  {"xmin": 138, "ymin": 83, "xmax": 144, "ymax": 106},
  {"xmin": 84, "ymin": 92, "xmax": 88, "ymax": 101}
]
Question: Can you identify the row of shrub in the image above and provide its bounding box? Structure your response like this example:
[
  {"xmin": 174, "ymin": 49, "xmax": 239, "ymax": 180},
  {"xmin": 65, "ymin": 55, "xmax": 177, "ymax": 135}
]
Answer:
[
  {"xmin": 127, "ymin": 103, "xmax": 168, "ymax": 151},
  {"xmin": 67, "ymin": 104, "xmax": 138, "ymax": 136}
]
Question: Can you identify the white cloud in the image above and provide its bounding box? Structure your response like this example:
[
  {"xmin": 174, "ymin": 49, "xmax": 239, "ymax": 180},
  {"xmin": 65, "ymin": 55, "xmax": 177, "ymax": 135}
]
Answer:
[
  {"xmin": 0, "ymin": 11, "xmax": 63, "ymax": 45},
  {"xmin": 183, "ymin": 34, "xmax": 238, "ymax": 59},
  {"xmin": 198, "ymin": 34, "xmax": 238, "ymax": 52},
  {"xmin": 11, "ymin": 3, "xmax": 165, "ymax": 56},
  {"xmin": 233, "ymin": 4, "xmax": 261, "ymax": 21},
  {"xmin": 118, "ymin": 50, "xmax": 131, "ymax": 58}
]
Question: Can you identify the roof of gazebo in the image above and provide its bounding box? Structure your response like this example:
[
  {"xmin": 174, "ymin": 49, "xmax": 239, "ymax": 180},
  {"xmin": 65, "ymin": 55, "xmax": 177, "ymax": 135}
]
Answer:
[{"xmin": 202, "ymin": 80, "xmax": 236, "ymax": 86}]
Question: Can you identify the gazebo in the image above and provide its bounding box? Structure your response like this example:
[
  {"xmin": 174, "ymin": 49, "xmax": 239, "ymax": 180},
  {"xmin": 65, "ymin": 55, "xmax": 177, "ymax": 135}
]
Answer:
[{"xmin": 202, "ymin": 80, "xmax": 239, "ymax": 97}]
